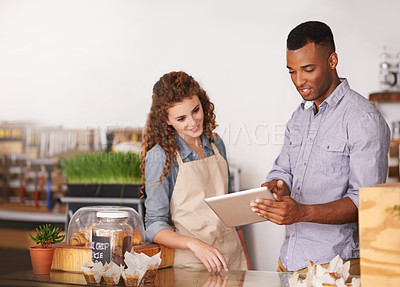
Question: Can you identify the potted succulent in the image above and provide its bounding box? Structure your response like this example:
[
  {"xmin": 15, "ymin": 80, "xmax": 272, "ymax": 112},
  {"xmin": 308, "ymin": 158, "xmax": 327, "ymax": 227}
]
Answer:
[{"xmin": 29, "ymin": 224, "xmax": 65, "ymax": 274}]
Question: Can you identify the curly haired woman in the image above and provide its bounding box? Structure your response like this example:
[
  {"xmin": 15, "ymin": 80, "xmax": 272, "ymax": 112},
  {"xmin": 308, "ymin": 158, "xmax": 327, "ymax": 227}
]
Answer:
[{"xmin": 141, "ymin": 71, "xmax": 249, "ymax": 272}]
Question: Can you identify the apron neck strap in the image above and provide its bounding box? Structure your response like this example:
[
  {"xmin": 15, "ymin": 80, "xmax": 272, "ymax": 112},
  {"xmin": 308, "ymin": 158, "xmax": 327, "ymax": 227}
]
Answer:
[
  {"xmin": 210, "ymin": 142, "xmax": 220, "ymax": 155},
  {"xmin": 175, "ymin": 141, "xmax": 221, "ymax": 166},
  {"xmin": 176, "ymin": 150, "xmax": 184, "ymax": 165}
]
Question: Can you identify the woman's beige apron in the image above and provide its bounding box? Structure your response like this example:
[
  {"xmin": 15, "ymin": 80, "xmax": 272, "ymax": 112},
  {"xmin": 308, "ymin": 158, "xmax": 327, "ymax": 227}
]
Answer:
[{"xmin": 170, "ymin": 142, "xmax": 247, "ymax": 270}]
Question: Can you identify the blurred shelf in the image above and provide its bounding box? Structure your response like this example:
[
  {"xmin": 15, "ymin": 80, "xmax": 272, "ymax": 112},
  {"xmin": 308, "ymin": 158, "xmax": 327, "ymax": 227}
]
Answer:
[
  {"xmin": 369, "ymin": 92, "xmax": 400, "ymax": 103},
  {"xmin": 0, "ymin": 202, "xmax": 66, "ymax": 223},
  {"xmin": 60, "ymin": 197, "xmax": 144, "ymax": 204},
  {"xmin": 0, "ymin": 210, "xmax": 65, "ymax": 223}
]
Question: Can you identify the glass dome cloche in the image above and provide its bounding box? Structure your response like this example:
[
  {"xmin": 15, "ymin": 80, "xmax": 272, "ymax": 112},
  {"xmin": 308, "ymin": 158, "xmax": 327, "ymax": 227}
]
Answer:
[{"xmin": 66, "ymin": 206, "xmax": 145, "ymax": 247}]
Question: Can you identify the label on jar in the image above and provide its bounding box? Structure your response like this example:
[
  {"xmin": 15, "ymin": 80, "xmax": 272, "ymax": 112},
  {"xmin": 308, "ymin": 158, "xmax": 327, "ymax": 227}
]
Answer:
[{"xmin": 92, "ymin": 235, "xmax": 111, "ymax": 264}]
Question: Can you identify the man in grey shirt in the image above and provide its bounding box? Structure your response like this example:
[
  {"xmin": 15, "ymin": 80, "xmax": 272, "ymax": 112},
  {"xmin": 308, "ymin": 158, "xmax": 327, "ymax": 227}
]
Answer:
[{"xmin": 250, "ymin": 21, "xmax": 390, "ymax": 275}]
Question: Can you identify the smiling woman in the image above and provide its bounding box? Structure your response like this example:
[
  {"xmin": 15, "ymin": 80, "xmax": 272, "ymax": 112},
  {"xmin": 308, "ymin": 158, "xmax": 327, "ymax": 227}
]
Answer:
[
  {"xmin": 140, "ymin": 71, "xmax": 250, "ymax": 272},
  {"xmin": 166, "ymin": 96, "xmax": 205, "ymax": 157}
]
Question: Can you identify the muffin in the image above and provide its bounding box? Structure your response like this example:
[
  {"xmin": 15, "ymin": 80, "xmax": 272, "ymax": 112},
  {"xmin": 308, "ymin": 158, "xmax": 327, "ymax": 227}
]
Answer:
[{"xmin": 81, "ymin": 260, "xmax": 103, "ymax": 284}]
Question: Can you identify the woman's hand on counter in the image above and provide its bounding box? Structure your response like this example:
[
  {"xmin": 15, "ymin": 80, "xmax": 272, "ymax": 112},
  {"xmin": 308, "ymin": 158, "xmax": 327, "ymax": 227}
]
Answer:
[
  {"xmin": 153, "ymin": 229, "xmax": 228, "ymax": 273},
  {"xmin": 186, "ymin": 237, "xmax": 228, "ymax": 273}
]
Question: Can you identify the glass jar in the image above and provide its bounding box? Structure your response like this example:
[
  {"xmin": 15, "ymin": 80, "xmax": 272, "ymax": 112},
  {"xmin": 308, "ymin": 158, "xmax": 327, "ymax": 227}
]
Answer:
[
  {"xmin": 67, "ymin": 206, "xmax": 145, "ymax": 247},
  {"xmin": 92, "ymin": 211, "xmax": 133, "ymax": 266}
]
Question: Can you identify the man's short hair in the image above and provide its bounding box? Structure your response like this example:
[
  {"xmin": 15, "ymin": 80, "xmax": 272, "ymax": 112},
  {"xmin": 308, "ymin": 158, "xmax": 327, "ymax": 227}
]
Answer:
[{"xmin": 287, "ymin": 21, "xmax": 335, "ymax": 53}]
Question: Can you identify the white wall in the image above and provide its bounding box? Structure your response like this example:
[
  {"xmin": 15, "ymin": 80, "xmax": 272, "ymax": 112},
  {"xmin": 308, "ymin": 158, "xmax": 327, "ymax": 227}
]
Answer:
[{"xmin": 1, "ymin": 0, "xmax": 400, "ymax": 270}]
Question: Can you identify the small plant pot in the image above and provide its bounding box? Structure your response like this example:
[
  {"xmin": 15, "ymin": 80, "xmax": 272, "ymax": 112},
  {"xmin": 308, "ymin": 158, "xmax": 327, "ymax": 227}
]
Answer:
[{"xmin": 29, "ymin": 246, "xmax": 55, "ymax": 275}]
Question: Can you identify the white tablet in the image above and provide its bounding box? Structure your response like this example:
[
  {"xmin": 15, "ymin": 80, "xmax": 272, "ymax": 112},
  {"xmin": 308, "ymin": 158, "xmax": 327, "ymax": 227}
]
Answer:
[{"xmin": 204, "ymin": 187, "xmax": 276, "ymax": 227}]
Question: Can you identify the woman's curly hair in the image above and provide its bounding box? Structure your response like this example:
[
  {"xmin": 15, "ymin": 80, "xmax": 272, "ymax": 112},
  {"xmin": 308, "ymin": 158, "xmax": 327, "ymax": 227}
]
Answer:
[{"xmin": 141, "ymin": 71, "xmax": 218, "ymax": 190}]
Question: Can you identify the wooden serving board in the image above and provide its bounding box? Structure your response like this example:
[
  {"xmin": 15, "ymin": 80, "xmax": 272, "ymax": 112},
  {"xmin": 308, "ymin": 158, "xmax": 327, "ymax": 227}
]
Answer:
[
  {"xmin": 359, "ymin": 183, "xmax": 400, "ymax": 287},
  {"xmin": 51, "ymin": 242, "xmax": 174, "ymax": 272}
]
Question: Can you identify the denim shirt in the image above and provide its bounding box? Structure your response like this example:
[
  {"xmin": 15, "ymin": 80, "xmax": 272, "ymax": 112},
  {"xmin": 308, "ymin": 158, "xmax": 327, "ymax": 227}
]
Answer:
[
  {"xmin": 267, "ymin": 78, "xmax": 390, "ymax": 271},
  {"xmin": 144, "ymin": 133, "xmax": 232, "ymax": 242}
]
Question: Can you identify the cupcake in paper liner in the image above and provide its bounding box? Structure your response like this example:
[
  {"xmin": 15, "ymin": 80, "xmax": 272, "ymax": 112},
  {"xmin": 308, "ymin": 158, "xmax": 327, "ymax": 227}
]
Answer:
[
  {"xmin": 288, "ymin": 255, "xmax": 360, "ymax": 287},
  {"xmin": 121, "ymin": 266, "xmax": 147, "ymax": 287},
  {"xmin": 124, "ymin": 251, "xmax": 147, "ymax": 270},
  {"xmin": 102, "ymin": 261, "xmax": 123, "ymax": 285},
  {"xmin": 123, "ymin": 251, "xmax": 148, "ymax": 286},
  {"xmin": 124, "ymin": 250, "xmax": 162, "ymax": 284},
  {"xmin": 81, "ymin": 260, "xmax": 104, "ymax": 285},
  {"xmin": 142, "ymin": 252, "xmax": 162, "ymax": 283}
]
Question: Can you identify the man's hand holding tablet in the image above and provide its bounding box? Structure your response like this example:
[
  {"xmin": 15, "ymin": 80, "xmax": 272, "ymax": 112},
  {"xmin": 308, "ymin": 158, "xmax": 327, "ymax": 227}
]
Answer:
[
  {"xmin": 250, "ymin": 180, "xmax": 307, "ymax": 225},
  {"xmin": 205, "ymin": 186, "xmax": 275, "ymax": 227}
]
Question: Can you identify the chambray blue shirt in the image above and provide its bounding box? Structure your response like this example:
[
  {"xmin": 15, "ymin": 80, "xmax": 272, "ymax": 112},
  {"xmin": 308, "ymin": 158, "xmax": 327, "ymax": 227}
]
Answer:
[
  {"xmin": 144, "ymin": 133, "xmax": 232, "ymax": 242},
  {"xmin": 267, "ymin": 78, "xmax": 390, "ymax": 271}
]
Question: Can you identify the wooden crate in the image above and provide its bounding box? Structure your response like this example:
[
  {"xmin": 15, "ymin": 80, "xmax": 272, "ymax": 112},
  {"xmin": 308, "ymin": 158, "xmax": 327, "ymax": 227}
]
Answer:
[
  {"xmin": 359, "ymin": 182, "xmax": 400, "ymax": 287},
  {"xmin": 51, "ymin": 242, "xmax": 174, "ymax": 272}
]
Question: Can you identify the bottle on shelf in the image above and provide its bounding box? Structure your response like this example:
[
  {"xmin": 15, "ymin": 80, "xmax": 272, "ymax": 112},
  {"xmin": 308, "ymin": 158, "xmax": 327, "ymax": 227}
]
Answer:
[{"xmin": 379, "ymin": 46, "xmax": 398, "ymax": 91}]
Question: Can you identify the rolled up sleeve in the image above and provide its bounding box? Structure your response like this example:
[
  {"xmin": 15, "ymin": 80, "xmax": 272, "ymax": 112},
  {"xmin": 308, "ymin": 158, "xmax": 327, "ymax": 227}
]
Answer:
[
  {"xmin": 266, "ymin": 118, "xmax": 294, "ymax": 191},
  {"xmin": 346, "ymin": 112, "xmax": 390, "ymax": 208},
  {"xmin": 144, "ymin": 147, "xmax": 173, "ymax": 242}
]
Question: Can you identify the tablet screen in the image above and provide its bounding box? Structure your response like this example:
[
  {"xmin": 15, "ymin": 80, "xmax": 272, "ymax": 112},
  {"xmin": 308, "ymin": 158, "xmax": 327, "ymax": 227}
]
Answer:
[{"xmin": 204, "ymin": 187, "xmax": 275, "ymax": 227}]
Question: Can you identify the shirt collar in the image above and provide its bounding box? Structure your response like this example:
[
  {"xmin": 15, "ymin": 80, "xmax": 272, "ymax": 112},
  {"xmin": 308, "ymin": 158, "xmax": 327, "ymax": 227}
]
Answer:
[
  {"xmin": 301, "ymin": 78, "xmax": 349, "ymax": 111},
  {"xmin": 323, "ymin": 78, "xmax": 349, "ymax": 108},
  {"xmin": 175, "ymin": 132, "xmax": 212, "ymax": 160},
  {"xmin": 303, "ymin": 101, "xmax": 314, "ymax": 110}
]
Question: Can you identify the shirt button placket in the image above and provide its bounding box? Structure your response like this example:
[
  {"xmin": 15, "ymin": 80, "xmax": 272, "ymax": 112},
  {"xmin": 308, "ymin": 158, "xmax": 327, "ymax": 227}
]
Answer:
[{"xmin": 287, "ymin": 225, "xmax": 296, "ymax": 269}]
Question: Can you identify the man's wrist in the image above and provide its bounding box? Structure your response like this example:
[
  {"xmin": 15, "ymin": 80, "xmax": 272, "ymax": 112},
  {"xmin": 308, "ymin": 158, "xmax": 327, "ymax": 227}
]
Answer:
[{"xmin": 300, "ymin": 204, "xmax": 314, "ymax": 223}]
